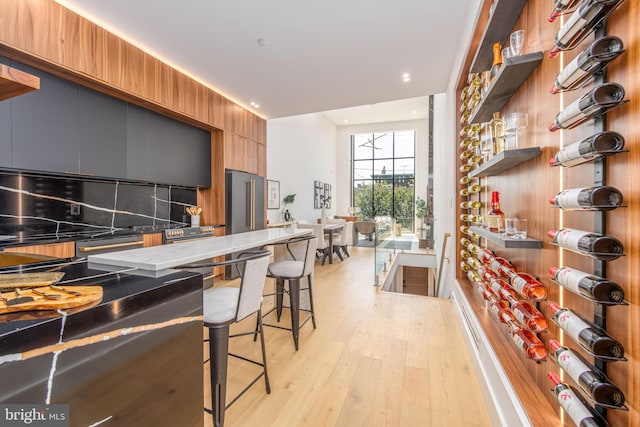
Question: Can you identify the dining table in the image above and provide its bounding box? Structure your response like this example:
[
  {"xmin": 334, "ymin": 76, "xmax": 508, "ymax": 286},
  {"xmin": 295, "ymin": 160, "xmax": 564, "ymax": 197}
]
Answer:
[{"xmin": 323, "ymin": 223, "xmax": 343, "ymax": 264}]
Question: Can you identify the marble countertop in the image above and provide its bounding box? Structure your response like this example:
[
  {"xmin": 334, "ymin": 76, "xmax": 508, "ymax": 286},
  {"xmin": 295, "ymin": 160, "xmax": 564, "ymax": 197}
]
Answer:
[{"xmin": 88, "ymin": 228, "xmax": 312, "ymax": 271}]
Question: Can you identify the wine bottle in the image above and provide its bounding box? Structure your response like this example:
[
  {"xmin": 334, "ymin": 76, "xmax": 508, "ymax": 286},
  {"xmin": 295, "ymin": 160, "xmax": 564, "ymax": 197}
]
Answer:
[
  {"xmin": 460, "ymin": 110, "xmax": 471, "ymax": 124},
  {"xmin": 467, "ymin": 270, "xmax": 482, "ymax": 285},
  {"xmin": 549, "ymin": 131, "xmax": 625, "ymax": 167},
  {"xmin": 548, "ymin": 0, "xmax": 582, "ymax": 22},
  {"xmin": 549, "ymin": 0, "xmax": 625, "ymax": 58},
  {"xmin": 460, "ymin": 149, "xmax": 474, "ymax": 160},
  {"xmin": 489, "ymin": 42, "xmax": 502, "ymax": 82},
  {"xmin": 548, "ymin": 372, "xmax": 609, "ymax": 427},
  {"xmin": 548, "ymin": 228, "xmax": 624, "ymax": 261},
  {"xmin": 467, "ymin": 154, "xmax": 484, "ymax": 166},
  {"xmin": 477, "ymin": 247, "xmax": 495, "ymax": 264},
  {"xmin": 549, "ymin": 266, "xmax": 625, "ymax": 303},
  {"xmin": 464, "ymin": 241, "xmax": 481, "ymax": 256},
  {"xmin": 509, "ymin": 271, "xmax": 548, "ymax": 301},
  {"xmin": 459, "ymin": 175, "xmax": 477, "ymax": 185},
  {"xmin": 467, "ymin": 123, "xmax": 481, "ymax": 138},
  {"xmin": 503, "ymin": 292, "xmax": 548, "ymax": 332},
  {"xmin": 460, "ymin": 200, "xmax": 482, "ymax": 210},
  {"xmin": 549, "ymin": 303, "xmax": 625, "ymax": 359},
  {"xmin": 460, "ymin": 261, "xmax": 472, "ymax": 273},
  {"xmin": 548, "ymin": 83, "xmax": 626, "ymax": 132},
  {"xmin": 477, "ymin": 264, "xmax": 499, "ymax": 283},
  {"xmin": 549, "ymin": 186, "xmax": 623, "ymax": 211},
  {"xmin": 489, "ymin": 112, "xmax": 506, "ymax": 155},
  {"xmin": 468, "ymin": 73, "xmax": 482, "ymax": 91},
  {"xmin": 489, "ymin": 256, "xmax": 515, "ymax": 278},
  {"xmin": 550, "ymin": 36, "xmax": 624, "ymax": 94},
  {"xmin": 486, "ymin": 191, "xmax": 505, "ymax": 233},
  {"xmin": 478, "ymin": 283, "xmax": 501, "ymax": 303},
  {"xmin": 466, "ymin": 91, "xmax": 482, "ymax": 111},
  {"xmin": 489, "ymin": 301, "xmax": 518, "ymax": 325},
  {"xmin": 459, "ymin": 125, "xmax": 471, "ymax": 137},
  {"xmin": 487, "ymin": 277, "xmax": 517, "ymax": 299},
  {"xmin": 466, "ymin": 257, "xmax": 482, "ymax": 271},
  {"xmin": 507, "ymin": 320, "xmax": 548, "ymax": 361},
  {"xmin": 460, "ymin": 163, "xmax": 475, "ymax": 173},
  {"xmin": 549, "ymin": 339, "xmax": 625, "ymax": 407}
]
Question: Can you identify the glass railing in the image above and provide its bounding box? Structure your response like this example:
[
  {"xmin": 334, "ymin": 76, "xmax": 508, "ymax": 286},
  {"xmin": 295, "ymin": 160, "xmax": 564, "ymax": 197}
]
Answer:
[{"xmin": 374, "ymin": 217, "xmax": 423, "ymax": 284}]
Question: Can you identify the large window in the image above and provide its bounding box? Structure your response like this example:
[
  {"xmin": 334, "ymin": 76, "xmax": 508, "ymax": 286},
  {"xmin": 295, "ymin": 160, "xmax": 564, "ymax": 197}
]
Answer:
[{"xmin": 351, "ymin": 130, "xmax": 416, "ymax": 230}]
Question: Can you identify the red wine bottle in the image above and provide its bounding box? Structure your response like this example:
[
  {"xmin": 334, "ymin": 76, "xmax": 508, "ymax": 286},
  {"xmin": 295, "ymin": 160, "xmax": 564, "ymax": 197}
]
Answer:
[
  {"xmin": 548, "ymin": 228, "xmax": 624, "ymax": 261},
  {"xmin": 549, "ymin": 266, "xmax": 625, "ymax": 303},
  {"xmin": 548, "ymin": 372, "xmax": 609, "ymax": 427},
  {"xmin": 549, "ymin": 186, "xmax": 623, "ymax": 211},
  {"xmin": 549, "ymin": 131, "xmax": 625, "ymax": 167},
  {"xmin": 549, "ymin": 339, "xmax": 625, "ymax": 407},
  {"xmin": 548, "ymin": 0, "xmax": 582, "ymax": 22},
  {"xmin": 549, "ymin": 303, "xmax": 624, "ymax": 359},
  {"xmin": 507, "ymin": 320, "xmax": 547, "ymax": 361},
  {"xmin": 550, "ymin": 36, "xmax": 624, "ymax": 93},
  {"xmin": 509, "ymin": 271, "xmax": 548, "ymax": 301},
  {"xmin": 549, "ymin": 0, "xmax": 624, "ymax": 58},
  {"xmin": 548, "ymin": 83, "xmax": 626, "ymax": 132},
  {"xmin": 504, "ymin": 293, "xmax": 548, "ymax": 333}
]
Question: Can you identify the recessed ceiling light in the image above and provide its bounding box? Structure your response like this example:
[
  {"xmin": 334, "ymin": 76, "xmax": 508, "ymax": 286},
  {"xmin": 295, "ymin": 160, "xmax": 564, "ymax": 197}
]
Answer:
[
  {"xmin": 257, "ymin": 38, "xmax": 267, "ymax": 47},
  {"xmin": 402, "ymin": 73, "xmax": 411, "ymax": 82},
  {"xmin": 344, "ymin": 119, "xmax": 349, "ymax": 123},
  {"xmin": 413, "ymin": 110, "xmax": 417, "ymax": 114}
]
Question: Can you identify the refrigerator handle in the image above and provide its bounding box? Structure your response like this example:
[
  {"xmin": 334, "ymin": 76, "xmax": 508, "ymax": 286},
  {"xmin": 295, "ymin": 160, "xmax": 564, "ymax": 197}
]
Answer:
[{"xmin": 246, "ymin": 179, "xmax": 255, "ymax": 230}]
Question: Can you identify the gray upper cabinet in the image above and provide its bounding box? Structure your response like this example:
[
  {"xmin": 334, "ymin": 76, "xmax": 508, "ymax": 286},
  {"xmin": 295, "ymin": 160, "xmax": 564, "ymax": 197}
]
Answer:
[
  {"xmin": 2, "ymin": 59, "xmax": 210, "ymax": 188},
  {"xmin": 127, "ymin": 105, "xmax": 211, "ymax": 187},
  {"xmin": 78, "ymin": 88, "xmax": 127, "ymax": 177},
  {"xmin": 10, "ymin": 64, "xmax": 80, "ymax": 174}
]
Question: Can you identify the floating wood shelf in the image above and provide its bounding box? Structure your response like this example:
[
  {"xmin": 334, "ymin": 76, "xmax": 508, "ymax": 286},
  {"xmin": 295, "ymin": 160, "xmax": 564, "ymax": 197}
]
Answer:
[
  {"xmin": 0, "ymin": 64, "xmax": 40, "ymax": 101},
  {"xmin": 470, "ymin": 0, "xmax": 528, "ymax": 73},
  {"xmin": 469, "ymin": 52, "xmax": 543, "ymax": 124},
  {"xmin": 470, "ymin": 147, "xmax": 541, "ymax": 178},
  {"xmin": 470, "ymin": 226, "xmax": 542, "ymax": 249}
]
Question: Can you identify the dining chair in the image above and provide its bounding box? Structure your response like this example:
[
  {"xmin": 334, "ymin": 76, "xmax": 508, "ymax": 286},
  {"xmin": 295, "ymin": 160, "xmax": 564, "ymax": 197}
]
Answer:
[
  {"xmin": 178, "ymin": 249, "xmax": 271, "ymax": 427},
  {"xmin": 334, "ymin": 220, "xmax": 354, "ymax": 257},
  {"xmin": 262, "ymin": 234, "xmax": 318, "ymax": 350},
  {"xmin": 297, "ymin": 223, "xmax": 332, "ymax": 264}
]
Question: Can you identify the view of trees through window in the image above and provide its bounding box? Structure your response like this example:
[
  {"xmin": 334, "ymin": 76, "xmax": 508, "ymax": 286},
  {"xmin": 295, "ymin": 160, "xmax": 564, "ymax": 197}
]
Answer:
[{"xmin": 351, "ymin": 131, "xmax": 416, "ymax": 231}]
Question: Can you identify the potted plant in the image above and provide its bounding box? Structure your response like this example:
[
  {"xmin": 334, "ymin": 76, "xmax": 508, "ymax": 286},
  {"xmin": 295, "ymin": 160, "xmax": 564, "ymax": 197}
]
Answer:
[{"xmin": 282, "ymin": 194, "xmax": 296, "ymax": 221}]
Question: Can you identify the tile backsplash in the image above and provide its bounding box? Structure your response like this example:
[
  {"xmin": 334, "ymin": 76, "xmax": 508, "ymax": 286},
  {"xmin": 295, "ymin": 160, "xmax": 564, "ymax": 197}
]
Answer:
[{"xmin": 0, "ymin": 170, "xmax": 196, "ymax": 241}]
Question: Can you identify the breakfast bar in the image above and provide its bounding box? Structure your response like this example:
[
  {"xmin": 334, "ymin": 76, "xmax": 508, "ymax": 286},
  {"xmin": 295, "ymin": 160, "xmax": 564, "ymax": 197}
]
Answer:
[{"xmin": 88, "ymin": 227, "xmax": 311, "ymax": 271}]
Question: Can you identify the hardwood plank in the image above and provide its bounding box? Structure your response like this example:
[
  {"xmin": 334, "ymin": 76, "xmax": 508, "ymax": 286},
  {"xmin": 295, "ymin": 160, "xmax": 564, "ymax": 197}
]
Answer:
[{"xmin": 211, "ymin": 247, "xmax": 492, "ymax": 426}]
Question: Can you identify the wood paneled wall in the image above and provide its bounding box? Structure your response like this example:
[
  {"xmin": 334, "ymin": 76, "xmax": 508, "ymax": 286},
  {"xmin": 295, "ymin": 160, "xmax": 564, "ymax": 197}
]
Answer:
[
  {"xmin": 0, "ymin": 0, "xmax": 267, "ymax": 229},
  {"xmin": 456, "ymin": 0, "xmax": 638, "ymax": 425}
]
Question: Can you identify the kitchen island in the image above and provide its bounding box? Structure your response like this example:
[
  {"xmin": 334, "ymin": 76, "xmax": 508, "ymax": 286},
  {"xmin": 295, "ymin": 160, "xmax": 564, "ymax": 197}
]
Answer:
[
  {"xmin": 0, "ymin": 260, "xmax": 204, "ymax": 427},
  {"xmin": 88, "ymin": 227, "xmax": 311, "ymax": 271},
  {"xmin": 0, "ymin": 228, "xmax": 311, "ymax": 426}
]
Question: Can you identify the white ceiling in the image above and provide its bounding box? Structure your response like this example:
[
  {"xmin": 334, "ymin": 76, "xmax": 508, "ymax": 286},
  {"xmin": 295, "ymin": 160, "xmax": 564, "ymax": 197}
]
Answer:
[{"xmin": 55, "ymin": 0, "xmax": 475, "ymax": 123}]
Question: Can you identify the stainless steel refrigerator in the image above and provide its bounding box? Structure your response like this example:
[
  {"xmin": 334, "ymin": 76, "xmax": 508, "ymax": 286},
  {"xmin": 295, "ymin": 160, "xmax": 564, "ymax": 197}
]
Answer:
[{"xmin": 225, "ymin": 169, "xmax": 265, "ymax": 278}]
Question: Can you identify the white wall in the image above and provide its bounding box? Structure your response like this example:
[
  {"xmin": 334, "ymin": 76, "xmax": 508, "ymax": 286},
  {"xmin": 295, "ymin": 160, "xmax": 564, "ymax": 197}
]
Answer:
[
  {"xmin": 266, "ymin": 113, "xmax": 337, "ymax": 224},
  {"xmin": 335, "ymin": 119, "xmax": 429, "ymax": 216}
]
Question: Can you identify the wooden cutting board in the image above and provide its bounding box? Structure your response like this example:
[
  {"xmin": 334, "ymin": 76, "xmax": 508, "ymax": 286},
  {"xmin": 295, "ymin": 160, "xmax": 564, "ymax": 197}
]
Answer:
[{"xmin": 0, "ymin": 285, "xmax": 103, "ymax": 314}]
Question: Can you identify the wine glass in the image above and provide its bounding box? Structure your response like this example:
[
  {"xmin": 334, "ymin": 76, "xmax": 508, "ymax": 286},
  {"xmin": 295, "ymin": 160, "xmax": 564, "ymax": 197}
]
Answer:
[{"xmin": 510, "ymin": 30, "xmax": 524, "ymax": 56}]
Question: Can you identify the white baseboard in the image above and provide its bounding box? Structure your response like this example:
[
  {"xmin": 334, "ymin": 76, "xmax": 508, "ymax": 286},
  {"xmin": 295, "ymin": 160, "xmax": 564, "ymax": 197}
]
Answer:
[{"xmin": 450, "ymin": 280, "xmax": 533, "ymax": 427}]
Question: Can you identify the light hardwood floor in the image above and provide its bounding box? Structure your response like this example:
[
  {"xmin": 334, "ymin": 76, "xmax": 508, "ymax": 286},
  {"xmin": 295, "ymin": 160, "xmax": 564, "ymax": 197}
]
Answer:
[{"xmin": 204, "ymin": 246, "xmax": 492, "ymax": 427}]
